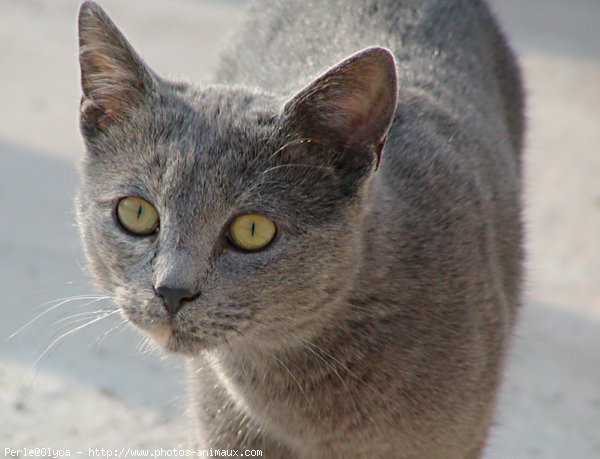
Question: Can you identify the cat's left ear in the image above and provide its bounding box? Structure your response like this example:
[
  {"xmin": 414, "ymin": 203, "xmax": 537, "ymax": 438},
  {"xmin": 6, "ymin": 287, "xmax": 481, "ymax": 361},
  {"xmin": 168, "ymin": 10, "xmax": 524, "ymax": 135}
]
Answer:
[
  {"xmin": 283, "ymin": 47, "xmax": 397, "ymax": 168},
  {"xmin": 78, "ymin": 1, "xmax": 156, "ymax": 133}
]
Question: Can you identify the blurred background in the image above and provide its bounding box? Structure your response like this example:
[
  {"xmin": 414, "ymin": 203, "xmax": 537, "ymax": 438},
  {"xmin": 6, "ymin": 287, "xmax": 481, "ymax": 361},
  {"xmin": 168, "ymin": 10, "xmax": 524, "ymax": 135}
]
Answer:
[{"xmin": 0, "ymin": 0, "xmax": 598, "ymax": 457}]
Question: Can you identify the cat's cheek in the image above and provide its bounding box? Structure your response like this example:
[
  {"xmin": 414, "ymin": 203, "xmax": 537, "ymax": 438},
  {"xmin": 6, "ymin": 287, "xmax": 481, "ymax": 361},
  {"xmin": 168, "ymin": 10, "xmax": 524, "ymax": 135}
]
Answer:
[
  {"xmin": 99, "ymin": 231, "xmax": 158, "ymax": 280},
  {"xmin": 83, "ymin": 206, "xmax": 157, "ymax": 278},
  {"xmin": 115, "ymin": 290, "xmax": 168, "ymax": 326}
]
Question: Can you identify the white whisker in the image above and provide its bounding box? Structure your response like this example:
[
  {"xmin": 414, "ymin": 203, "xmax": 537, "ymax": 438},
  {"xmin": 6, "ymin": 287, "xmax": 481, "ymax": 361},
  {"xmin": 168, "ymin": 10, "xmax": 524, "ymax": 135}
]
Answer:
[
  {"xmin": 51, "ymin": 308, "xmax": 116, "ymax": 326},
  {"xmin": 32, "ymin": 310, "xmax": 119, "ymax": 368},
  {"xmin": 33, "ymin": 294, "xmax": 110, "ymax": 311},
  {"xmin": 137, "ymin": 335, "xmax": 159, "ymax": 356},
  {"xmin": 261, "ymin": 163, "xmax": 334, "ymax": 176},
  {"xmin": 267, "ymin": 137, "xmax": 314, "ymax": 160},
  {"xmin": 93, "ymin": 318, "xmax": 128, "ymax": 348},
  {"xmin": 6, "ymin": 295, "xmax": 112, "ymax": 341}
]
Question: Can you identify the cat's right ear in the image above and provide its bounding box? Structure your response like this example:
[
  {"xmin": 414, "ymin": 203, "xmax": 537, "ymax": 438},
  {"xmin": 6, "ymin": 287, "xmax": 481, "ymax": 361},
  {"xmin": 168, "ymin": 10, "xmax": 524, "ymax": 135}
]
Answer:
[
  {"xmin": 78, "ymin": 1, "xmax": 155, "ymax": 134},
  {"xmin": 282, "ymin": 47, "xmax": 397, "ymax": 170}
]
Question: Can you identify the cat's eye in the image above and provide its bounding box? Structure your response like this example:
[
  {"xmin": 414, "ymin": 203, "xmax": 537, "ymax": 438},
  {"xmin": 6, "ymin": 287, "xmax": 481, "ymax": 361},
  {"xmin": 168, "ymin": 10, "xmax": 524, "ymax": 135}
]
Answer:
[
  {"xmin": 227, "ymin": 214, "xmax": 277, "ymax": 251},
  {"xmin": 116, "ymin": 196, "xmax": 159, "ymax": 236}
]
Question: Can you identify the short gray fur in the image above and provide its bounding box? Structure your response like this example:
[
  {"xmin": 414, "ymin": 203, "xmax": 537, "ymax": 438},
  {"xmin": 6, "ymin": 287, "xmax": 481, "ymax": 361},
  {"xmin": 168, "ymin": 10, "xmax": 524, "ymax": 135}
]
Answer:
[{"xmin": 76, "ymin": 1, "xmax": 524, "ymax": 458}]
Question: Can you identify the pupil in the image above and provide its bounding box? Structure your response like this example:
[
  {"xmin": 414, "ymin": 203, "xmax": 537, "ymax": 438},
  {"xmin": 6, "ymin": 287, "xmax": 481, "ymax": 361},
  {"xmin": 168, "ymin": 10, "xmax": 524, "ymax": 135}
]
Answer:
[
  {"xmin": 136, "ymin": 205, "xmax": 143, "ymax": 220},
  {"xmin": 250, "ymin": 222, "xmax": 256, "ymax": 236}
]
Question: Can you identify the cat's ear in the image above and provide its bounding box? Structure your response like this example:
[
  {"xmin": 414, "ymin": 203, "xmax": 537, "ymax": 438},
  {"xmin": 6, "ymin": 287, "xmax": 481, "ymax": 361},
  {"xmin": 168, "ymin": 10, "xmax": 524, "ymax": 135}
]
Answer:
[
  {"xmin": 78, "ymin": 1, "xmax": 155, "ymax": 132},
  {"xmin": 283, "ymin": 47, "xmax": 397, "ymax": 166}
]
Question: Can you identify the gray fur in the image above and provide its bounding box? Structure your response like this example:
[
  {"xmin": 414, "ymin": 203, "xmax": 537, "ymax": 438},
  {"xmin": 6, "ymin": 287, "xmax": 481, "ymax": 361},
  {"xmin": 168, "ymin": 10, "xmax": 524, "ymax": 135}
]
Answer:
[{"xmin": 76, "ymin": 1, "xmax": 524, "ymax": 458}]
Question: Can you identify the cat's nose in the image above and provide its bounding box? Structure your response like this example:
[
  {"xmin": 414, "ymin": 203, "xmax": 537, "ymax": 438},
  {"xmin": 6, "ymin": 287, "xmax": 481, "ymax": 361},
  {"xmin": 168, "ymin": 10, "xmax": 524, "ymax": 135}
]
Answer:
[{"xmin": 155, "ymin": 285, "xmax": 198, "ymax": 316}]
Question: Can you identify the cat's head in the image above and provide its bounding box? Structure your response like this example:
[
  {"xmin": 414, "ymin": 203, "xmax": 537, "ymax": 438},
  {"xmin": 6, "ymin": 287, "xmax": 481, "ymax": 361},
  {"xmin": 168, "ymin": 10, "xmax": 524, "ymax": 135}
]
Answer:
[{"xmin": 76, "ymin": 1, "xmax": 397, "ymax": 355}]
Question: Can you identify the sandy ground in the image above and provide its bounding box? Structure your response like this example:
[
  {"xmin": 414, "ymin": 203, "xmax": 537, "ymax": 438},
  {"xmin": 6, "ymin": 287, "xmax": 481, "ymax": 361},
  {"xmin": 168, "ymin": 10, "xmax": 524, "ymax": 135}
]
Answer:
[{"xmin": 1, "ymin": 0, "xmax": 598, "ymax": 457}]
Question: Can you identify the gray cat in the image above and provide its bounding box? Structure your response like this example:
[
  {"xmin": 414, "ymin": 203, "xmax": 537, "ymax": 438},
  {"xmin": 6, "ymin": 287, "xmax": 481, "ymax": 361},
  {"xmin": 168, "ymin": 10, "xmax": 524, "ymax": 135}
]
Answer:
[{"xmin": 76, "ymin": 0, "xmax": 524, "ymax": 458}]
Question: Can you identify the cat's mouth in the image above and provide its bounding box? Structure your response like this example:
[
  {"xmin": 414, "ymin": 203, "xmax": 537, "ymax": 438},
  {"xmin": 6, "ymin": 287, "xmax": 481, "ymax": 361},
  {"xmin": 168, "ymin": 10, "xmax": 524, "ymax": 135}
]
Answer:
[
  {"xmin": 131, "ymin": 313, "xmax": 237, "ymax": 356},
  {"xmin": 118, "ymin": 297, "xmax": 250, "ymax": 355}
]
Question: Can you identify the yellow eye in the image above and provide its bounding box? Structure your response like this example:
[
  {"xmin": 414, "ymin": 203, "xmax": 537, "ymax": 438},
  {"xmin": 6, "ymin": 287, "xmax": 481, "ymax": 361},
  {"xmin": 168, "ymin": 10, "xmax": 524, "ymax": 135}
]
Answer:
[
  {"xmin": 228, "ymin": 214, "xmax": 277, "ymax": 251},
  {"xmin": 116, "ymin": 196, "xmax": 159, "ymax": 235}
]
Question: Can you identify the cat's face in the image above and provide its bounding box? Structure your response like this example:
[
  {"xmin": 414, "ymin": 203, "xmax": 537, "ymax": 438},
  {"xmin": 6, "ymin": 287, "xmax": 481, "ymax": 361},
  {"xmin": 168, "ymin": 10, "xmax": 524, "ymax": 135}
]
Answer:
[
  {"xmin": 77, "ymin": 2, "xmax": 396, "ymax": 355},
  {"xmin": 77, "ymin": 87, "xmax": 369, "ymax": 354}
]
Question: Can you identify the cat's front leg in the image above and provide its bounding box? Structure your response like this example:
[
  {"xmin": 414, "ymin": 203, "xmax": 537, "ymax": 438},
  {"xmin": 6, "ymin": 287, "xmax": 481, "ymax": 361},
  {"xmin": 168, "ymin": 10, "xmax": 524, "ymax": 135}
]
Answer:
[
  {"xmin": 193, "ymin": 396, "xmax": 296, "ymax": 458},
  {"xmin": 188, "ymin": 363, "xmax": 297, "ymax": 458}
]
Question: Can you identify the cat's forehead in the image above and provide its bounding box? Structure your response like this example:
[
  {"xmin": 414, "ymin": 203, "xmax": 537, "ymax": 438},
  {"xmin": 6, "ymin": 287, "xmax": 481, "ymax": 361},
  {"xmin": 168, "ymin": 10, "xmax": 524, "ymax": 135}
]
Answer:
[
  {"xmin": 85, "ymin": 86, "xmax": 286, "ymax": 214},
  {"xmin": 158, "ymin": 84, "xmax": 277, "ymax": 151},
  {"xmin": 152, "ymin": 86, "xmax": 281, "ymax": 192},
  {"xmin": 187, "ymin": 85, "xmax": 281, "ymax": 123}
]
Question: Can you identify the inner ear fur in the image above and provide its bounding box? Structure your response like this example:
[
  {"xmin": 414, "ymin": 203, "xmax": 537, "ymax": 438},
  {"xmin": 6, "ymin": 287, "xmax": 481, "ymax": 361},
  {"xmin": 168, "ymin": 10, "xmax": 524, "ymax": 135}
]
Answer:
[
  {"xmin": 283, "ymin": 47, "xmax": 398, "ymax": 161},
  {"xmin": 78, "ymin": 1, "xmax": 156, "ymax": 131}
]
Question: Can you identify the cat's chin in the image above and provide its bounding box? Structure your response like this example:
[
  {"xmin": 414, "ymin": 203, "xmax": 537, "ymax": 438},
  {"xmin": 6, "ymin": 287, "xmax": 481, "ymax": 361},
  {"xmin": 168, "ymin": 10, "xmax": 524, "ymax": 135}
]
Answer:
[
  {"xmin": 144, "ymin": 324, "xmax": 214, "ymax": 356},
  {"xmin": 145, "ymin": 324, "xmax": 173, "ymax": 348}
]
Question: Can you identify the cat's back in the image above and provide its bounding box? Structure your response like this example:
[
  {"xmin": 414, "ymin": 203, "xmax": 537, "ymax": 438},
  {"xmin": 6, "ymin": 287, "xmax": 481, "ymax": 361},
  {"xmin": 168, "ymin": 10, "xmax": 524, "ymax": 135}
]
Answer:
[{"xmin": 217, "ymin": 0, "xmax": 518, "ymax": 106}]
